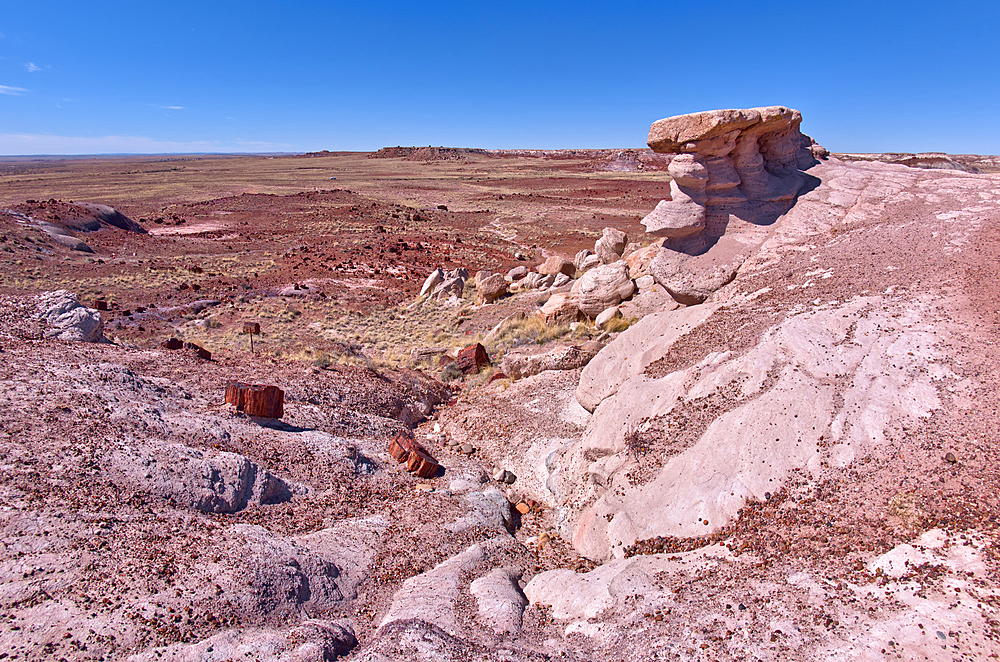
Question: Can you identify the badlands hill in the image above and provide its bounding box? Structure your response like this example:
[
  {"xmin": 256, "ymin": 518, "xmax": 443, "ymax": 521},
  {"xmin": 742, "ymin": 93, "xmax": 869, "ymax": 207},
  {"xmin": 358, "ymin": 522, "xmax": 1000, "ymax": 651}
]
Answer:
[{"xmin": 1, "ymin": 108, "xmax": 1000, "ymax": 661}]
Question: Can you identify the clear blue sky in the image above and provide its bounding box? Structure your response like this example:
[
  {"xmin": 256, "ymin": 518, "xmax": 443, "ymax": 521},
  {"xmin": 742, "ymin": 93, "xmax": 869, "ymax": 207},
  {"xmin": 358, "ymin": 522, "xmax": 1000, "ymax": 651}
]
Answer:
[{"xmin": 2, "ymin": 1, "xmax": 998, "ymax": 155}]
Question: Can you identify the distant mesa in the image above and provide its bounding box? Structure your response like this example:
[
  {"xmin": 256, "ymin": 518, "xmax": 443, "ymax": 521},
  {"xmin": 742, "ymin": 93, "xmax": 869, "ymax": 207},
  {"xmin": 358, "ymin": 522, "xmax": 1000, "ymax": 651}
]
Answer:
[
  {"xmin": 836, "ymin": 151, "xmax": 982, "ymax": 173},
  {"xmin": 368, "ymin": 146, "xmax": 491, "ymax": 162}
]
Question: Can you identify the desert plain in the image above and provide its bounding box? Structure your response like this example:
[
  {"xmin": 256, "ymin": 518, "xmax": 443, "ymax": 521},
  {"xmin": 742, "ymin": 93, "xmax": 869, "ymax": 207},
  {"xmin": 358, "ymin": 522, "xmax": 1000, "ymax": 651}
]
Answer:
[{"xmin": 2, "ymin": 111, "xmax": 1000, "ymax": 661}]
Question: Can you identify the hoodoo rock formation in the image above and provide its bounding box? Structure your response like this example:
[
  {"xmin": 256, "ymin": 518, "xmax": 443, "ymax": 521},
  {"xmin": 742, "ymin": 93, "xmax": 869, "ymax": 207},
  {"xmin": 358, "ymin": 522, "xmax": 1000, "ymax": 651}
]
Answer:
[{"xmin": 641, "ymin": 106, "xmax": 818, "ymax": 242}]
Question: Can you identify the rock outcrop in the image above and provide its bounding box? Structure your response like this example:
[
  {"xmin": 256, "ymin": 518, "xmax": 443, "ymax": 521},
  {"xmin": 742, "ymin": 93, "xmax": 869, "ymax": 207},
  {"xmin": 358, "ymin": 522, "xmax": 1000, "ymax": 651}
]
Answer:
[
  {"xmin": 501, "ymin": 342, "xmax": 602, "ymax": 381},
  {"xmin": 111, "ymin": 443, "xmax": 296, "ymax": 514},
  {"xmin": 642, "ymin": 106, "xmax": 816, "ymax": 239},
  {"xmin": 420, "ymin": 267, "xmax": 470, "ymax": 301},
  {"xmin": 36, "ymin": 290, "xmax": 105, "ymax": 342}
]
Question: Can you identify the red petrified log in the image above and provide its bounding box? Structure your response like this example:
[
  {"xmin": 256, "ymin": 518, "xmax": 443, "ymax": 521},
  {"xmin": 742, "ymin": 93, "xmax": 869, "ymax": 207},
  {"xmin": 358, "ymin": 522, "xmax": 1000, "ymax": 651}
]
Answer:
[
  {"xmin": 225, "ymin": 381, "xmax": 249, "ymax": 410},
  {"xmin": 182, "ymin": 341, "xmax": 212, "ymax": 361},
  {"xmin": 225, "ymin": 381, "xmax": 284, "ymax": 418},
  {"xmin": 95, "ymin": 299, "xmax": 108, "ymax": 311},
  {"xmin": 246, "ymin": 385, "xmax": 283, "ymax": 418},
  {"xmin": 388, "ymin": 434, "xmax": 412, "ymax": 463},
  {"xmin": 387, "ymin": 433, "xmax": 438, "ymax": 477},
  {"xmin": 455, "ymin": 343, "xmax": 490, "ymax": 374},
  {"xmin": 407, "ymin": 450, "xmax": 439, "ymax": 478},
  {"xmin": 163, "ymin": 337, "xmax": 183, "ymax": 350}
]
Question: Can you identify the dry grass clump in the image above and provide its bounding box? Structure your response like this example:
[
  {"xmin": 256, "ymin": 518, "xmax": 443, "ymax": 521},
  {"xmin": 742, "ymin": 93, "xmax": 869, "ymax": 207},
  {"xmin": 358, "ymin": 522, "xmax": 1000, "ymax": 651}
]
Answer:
[
  {"xmin": 602, "ymin": 315, "xmax": 638, "ymax": 333},
  {"xmin": 483, "ymin": 314, "xmax": 593, "ymax": 359},
  {"xmin": 319, "ymin": 296, "xmax": 479, "ymax": 367}
]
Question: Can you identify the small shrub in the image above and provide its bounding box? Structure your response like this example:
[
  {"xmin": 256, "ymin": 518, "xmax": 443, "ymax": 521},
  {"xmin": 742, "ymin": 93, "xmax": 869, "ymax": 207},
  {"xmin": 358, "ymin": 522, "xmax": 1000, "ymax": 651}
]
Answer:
[{"xmin": 441, "ymin": 363, "xmax": 462, "ymax": 382}]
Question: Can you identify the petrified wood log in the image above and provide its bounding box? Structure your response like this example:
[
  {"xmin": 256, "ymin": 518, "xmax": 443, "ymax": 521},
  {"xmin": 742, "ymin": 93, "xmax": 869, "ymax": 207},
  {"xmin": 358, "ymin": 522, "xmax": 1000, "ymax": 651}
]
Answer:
[
  {"xmin": 387, "ymin": 433, "xmax": 437, "ymax": 476},
  {"xmin": 407, "ymin": 449, "xmax": 439, "ymax": 478},
  {"xmin": 225, "ymin": 381, "xmax": 249, "ymax": 410},
  {"xmin": 388, "ymin": 434, "xmax": 412, "ymax": 463},
  {"xmin": 225, "ymin": 381, "xmax": 284, "ymax": 418},
  {"xmin": 455, "ymin": 343, "xmax": 490, "ymax": 374}
]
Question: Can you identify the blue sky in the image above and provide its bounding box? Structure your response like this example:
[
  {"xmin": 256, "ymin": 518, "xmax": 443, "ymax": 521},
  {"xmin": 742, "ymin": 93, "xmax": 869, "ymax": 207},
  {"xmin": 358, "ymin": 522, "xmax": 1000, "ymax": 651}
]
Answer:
[{"xmin": 1, "ymin": 1, "xmax": 998, "ymax": 155}]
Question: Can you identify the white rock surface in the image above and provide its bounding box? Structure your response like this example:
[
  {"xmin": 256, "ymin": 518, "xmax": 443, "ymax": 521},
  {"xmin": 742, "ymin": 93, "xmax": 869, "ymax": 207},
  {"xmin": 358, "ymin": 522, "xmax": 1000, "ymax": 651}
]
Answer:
[
  {"xmin": 563, "ymin": 295, "xmax": 946, "ymax": 560},
  {"xmin": 36, "ymin": 290, "xmax": 104, "ymax": 342},
  {"xmin": 575, "ymin": 303, "xmax": 721, "ymax": 412},
  {"xmin": 469, "ymin": 568, "xmax": 528, "ymax": 634},
  {"xmin": 379, "ymin": 537, "xmax": 516, "ymax": 632}
]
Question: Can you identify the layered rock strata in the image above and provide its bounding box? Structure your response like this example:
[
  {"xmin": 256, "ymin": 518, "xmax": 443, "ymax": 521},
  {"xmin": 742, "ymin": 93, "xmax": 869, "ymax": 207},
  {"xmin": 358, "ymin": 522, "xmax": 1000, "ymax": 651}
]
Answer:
[{"xmin": 641, "ymin": 106, "xmax": 817, "ymax": 239}]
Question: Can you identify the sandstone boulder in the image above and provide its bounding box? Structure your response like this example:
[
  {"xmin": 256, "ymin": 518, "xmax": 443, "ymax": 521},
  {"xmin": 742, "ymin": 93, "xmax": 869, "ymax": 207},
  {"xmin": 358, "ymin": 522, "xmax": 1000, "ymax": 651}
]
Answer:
[
  {"xmin": 433, "ymin": 276, "xmax": 465, "ymax": 301},
  {"xmin": 595, "ymin": 306, "xmax": 622, "ymax": 330},
  {"xmin": 476, "ymin": 273, "xmax": 508, "ymax": 304},
  {"xmin": 623, "ymin": 240, "xmax": 665, "ymax": 277},
  {"xmin": 506, "ymin": 266, "xmax": 528, "ymax": 282},
  {"xmin": 594, "ymin": 227, "xmax": 628, "ymax": 264},
  {"xmin": 510, "ymin": 271, "xmax": 558, "ymax": 293},
  {"xmin": 570, "ymin": 260, "xmax": 636, "ymax": 317},
  {"xmin": 537, "ymin": 292, "xmax": 583, "ymax": 324},
  {"xmin": 537, "ymin": 255, "xmax": 576, "ymax": 278},
  {"xmin": 420, "ymin": 268, "xmax": 444, "ymax": 297},
  {"xmin": 649, "ymin": 248, "xmax": 746, "ymax": 305}
]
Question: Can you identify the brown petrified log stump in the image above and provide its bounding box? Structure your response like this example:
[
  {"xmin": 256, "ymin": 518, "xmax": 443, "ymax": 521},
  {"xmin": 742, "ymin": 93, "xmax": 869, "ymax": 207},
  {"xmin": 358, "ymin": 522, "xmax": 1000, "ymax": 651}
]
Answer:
[
  {"xmin": 455, "ymin": 343, "xmax": 490, "ymax": 374},
  {"xmin": 225, "ymin": 381, "xmax": 284, "ymax": 418}
]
